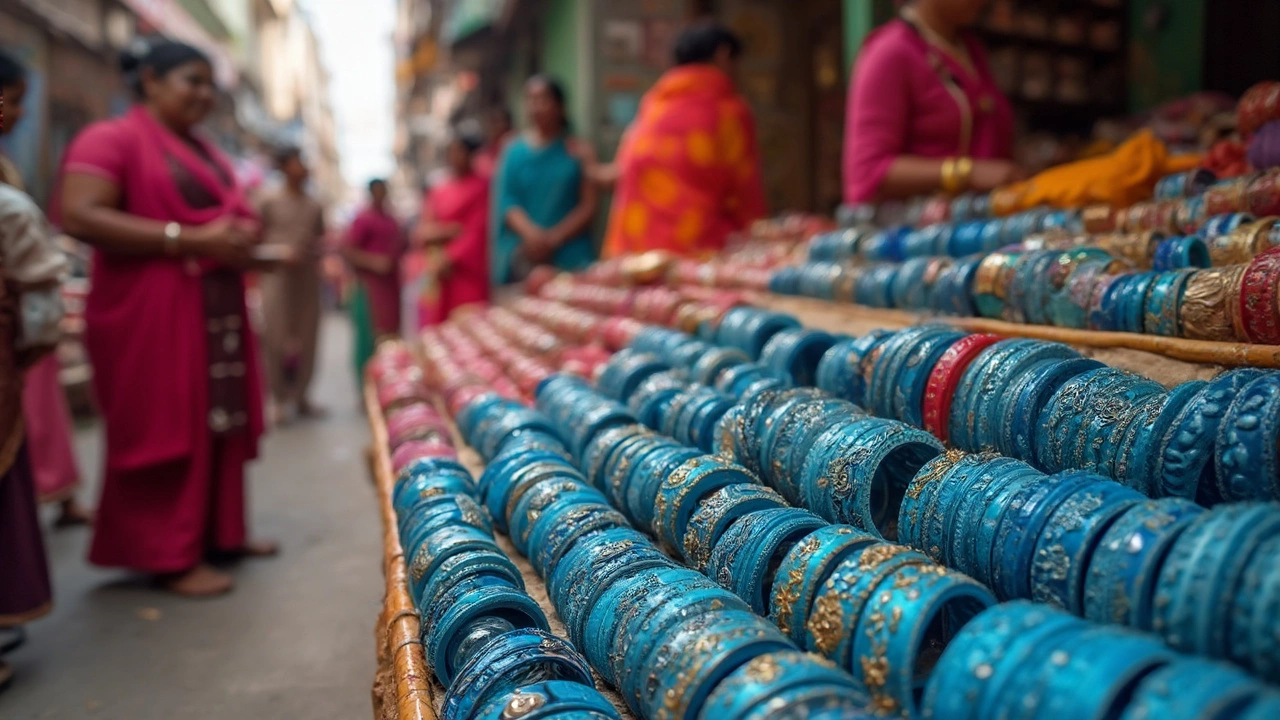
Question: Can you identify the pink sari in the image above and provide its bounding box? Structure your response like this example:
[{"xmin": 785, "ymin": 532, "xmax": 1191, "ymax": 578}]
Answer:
[
  {"xmin": 409, "ymin": 174, "xmax": 490, "ymax": 327},
  {"xmin": 59, "ymin": 106, "xmax": 264, "ymax": 572},
  {"xmin": 21, "ymin": 353, "xmax": 80, "ymax": 502}
]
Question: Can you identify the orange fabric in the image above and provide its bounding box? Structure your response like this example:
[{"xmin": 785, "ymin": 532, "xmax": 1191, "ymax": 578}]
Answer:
[
  {"xmin": 997, "ymin": 130, "xmax": 1203, "ymax": 213},
  {"xmin": 603, "ymin": 66, "xmax": 766, "ymax": 259}
]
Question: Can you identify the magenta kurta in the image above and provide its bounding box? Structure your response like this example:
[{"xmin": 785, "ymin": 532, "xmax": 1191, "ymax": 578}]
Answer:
[
  {"xmin": 59, "ymin": 106, "xmax": 264, "ymax": 573},
  {"xmin": 346, "ymin": 207, "xmax": 404, "ymax": 336},
  {"xmin": 22, "ymin": 353, "xmax": 81, "ymax": 502},
  {"xmin": 843, "ymin": 19, "xmax": 1015, "ymax": 204}
]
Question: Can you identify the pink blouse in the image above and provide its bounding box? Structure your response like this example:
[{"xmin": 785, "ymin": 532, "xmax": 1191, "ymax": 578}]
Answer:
[{"xmin": 843, "ymin": 20, "xmax": 1015, "ymax": 204}]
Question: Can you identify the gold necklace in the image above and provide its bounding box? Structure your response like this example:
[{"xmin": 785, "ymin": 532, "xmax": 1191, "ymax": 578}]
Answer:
[{"xmin": 901, "ymin": 6, "xmax": 977, "ymax": 78}]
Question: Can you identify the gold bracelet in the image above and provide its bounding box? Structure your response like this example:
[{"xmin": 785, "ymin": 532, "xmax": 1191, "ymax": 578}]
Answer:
[
  {"xmin": 955, "ymin": 157, "xmax": 974, "ymax": 192},
  {"xmin": 941, "ymin": 158, "xmax": 958, "ymax": 194}
]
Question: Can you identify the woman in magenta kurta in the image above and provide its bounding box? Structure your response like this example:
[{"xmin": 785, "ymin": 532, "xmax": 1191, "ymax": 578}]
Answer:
[
  {"xmin": 843, "ymin": 0, "xmax": 1021, "ymax": 204},
  {"xmin": 58, "ymin": 39, "xmax": 275, "ymax": 597},
  {"xmin": 342, "ymin": 179, "xmax": 404, "ymax": 337},
  {"xmin": 409, "ymin": 132, "xmax": 490, "ymax": 327}
]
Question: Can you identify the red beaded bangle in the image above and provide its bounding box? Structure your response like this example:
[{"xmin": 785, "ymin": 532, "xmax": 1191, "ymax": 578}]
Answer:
[
  {"xmin": 922, "ymin": 333, "xmax": 1004, "ymax": 444},
  {"xmin": 1241, "ymin": 249, "xmax": 1280, "ymax": 344}
]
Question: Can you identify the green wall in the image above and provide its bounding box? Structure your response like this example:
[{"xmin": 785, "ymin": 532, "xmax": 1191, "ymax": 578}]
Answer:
[
  {"xmin": 842, "ymin": 0, "xmax": 898, "ymax": 72},
  {"xmin": 1128, "ymin": 0, "xmax": 1205, "ymax": 112},
  {"xmin": 541, "ymin": 0, "xmax": 589, "ymax": 135}
]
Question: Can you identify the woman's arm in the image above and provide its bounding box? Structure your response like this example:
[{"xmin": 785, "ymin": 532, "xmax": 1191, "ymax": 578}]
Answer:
[
  {"xmin": 547, "ymin": 139, "xmax": 599, "ymax": 245},
  {"xmin": 413, "ymin": 201, "xmax": 461, "ymax": 246},
  {"xmin": 878, "ymin": 157, "xmax": 1024, "ymax": 198},
  {"xmin": 60, "ymin": 173, "xmax": 253, "ymax": 265}
]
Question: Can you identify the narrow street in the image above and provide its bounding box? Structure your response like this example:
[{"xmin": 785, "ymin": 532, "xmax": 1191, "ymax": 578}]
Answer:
[{"xmin": 3, "ymin": 318, "xmax": 381, "ymax": 720}]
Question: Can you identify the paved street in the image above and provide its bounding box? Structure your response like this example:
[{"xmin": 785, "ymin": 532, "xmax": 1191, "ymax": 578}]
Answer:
[{"xmin": 3, "ymin": 318, "xmax": 382, "ymax": 720}]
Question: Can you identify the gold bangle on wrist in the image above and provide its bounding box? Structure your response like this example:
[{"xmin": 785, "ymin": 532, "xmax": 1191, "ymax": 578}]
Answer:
[
  {"xmin": 941, "ymin": 158, "xmax": 958, "ymax": 194},
  {"xmin": 955, "ymin": 157, "xmax": 974, "ymax": 191}
]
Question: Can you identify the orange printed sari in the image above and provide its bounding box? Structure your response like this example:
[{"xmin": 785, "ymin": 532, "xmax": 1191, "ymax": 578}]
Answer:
[{"xmin": 603, "ymin": 65, "xmax": 767, "ymax": 259}]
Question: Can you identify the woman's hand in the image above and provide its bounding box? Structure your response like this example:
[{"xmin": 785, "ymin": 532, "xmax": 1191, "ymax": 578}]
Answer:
[
  {"xmin": 186, "ymin": 216, "xmax": 257, "ymax": 268},
  {"xmin": 969, "ymin": 160, "xmax": 1026, "ymax": 191}
]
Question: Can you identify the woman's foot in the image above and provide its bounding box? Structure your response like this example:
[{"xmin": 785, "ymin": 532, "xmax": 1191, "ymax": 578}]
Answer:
[
  {"xmin": 161, "ymin": 564, "xmax": 234, "ymax": 597},
  {"xmin": 298, "ymin": 400, "xmax": 328, "ymax": 419},
  {"xmin": 53, "ymin": 498, "xmax": 93, "ymax": 529},
  {"xmin": 0, "ymin": 660, "xmax": 13, "ymax": 694},
  {"xmin": 236, "ymin": 539, "xmax": 280, "ymax": 558}
]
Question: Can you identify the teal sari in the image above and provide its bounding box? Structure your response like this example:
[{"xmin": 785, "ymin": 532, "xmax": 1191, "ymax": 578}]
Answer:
[{"xmin": 490, "ymin": 135, "xmax": 596, "ymax": 286}]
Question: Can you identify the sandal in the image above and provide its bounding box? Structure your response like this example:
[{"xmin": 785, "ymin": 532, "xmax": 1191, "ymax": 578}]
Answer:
[{"xmin": 0, "ymin": 627, "xmax": 25, "ymax": 655}]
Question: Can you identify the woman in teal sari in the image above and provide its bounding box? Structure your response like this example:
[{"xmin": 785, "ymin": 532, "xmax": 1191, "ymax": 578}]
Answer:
[{"xmin": 491, "ymin": 76, "xmax": 598, "ymax": 285}]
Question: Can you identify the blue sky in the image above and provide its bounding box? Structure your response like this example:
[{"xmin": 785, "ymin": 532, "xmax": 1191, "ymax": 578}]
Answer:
[{"xmin": 298, "ymin": 0, "xmax": 396, "ymax": 189}]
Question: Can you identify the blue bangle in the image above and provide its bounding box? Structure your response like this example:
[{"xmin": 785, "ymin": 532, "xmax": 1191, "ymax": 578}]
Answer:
[
  {"xmin": 628, "ymin": 369, "xmax": 687, "ymax": 428},
  {"xmin": 697, "ymin": 650, "xmax": 864, "ymax": 720},
  {"xmin": 440, "ymin": 629, "xmax": 593, "ymax": 720},
  {"xmin": 768, "ymin": 524, "xmax": 877, "ymax": 646},
  {"xmin": 1035, "ymin": 367, "xmax": 1117, "ymax": 473},
  {"xmin": 484, "ymin": 460, "xmax": 583, "ymax": 534},
  {"xmin": 1001, "ymin": 357, "xmax": 1103, "ymax": 462},
  {"xmin": 548, "ymin": 531, "xmax": 674, "ymax": 648},
  {"xmin": 942, "ymin": 455, "xmax": 1034, "ymax": 575},
  {"xmin": 688, "ymin": 394, "xmax": 736, "ymax": 454},
  {"xmin": 606, "ymin": 573, "xmax": 725, "ymax": 698},
  {"xmin": 607, "ymin": 436, "xmax": 678, "ymax": 515},
  {"xmin": 815, "ymin": 331, "xmax": 891, "ymax": 406},
  {"xmin": 1082, "ymin": 498, "xmax": 1204, "ymax": 630},
  {"xmin": 895, "ymin": 329, "xmax": 968, "ymax": 427},
  {"xmin": 1120, "ymin": 660, "xmax": 1265, "ymax": 720},
  {"xmin": 805, "ymin": 543, "xmax": 932, "ymax": 667},
  {"xmin": 1143, "ymin": 269, "xmax": 1195, "ymax": 336},
  {"xmin": 737, "ymin": 310, "xmax": 802, "ymax": 359},
  {"xmin": 967, "ymin": 461, "xmax": 1046, "ymax": 586},
  {"xmin": 1152, "ymin": 503, "xmax": 1280, "ymax": 657},
  {"xmin": 1088, "ymin": 273, "xmax": 1127, "ymax": 331},
  {"xmin": 842, "ymin": 422, "xmax": 943, "ymax": 539},
  {"xmin": 477, "ymin": 449, "xmax": 571, "ymax": 511},
  {"xmin": 1120, "ymin": 271, "xmax": 1159, "ymax": 334},
  {"xmin": 392, "ymin": 458, "xmax": 474, "ymax": 516},
  {"xmin": 475, "ymin": 408, "xmax": 560, "ymax": 462},
  {"xmin": 760, "ymin": 328, "xmax": 838, "ymax": 387},
  {"xmin": 596, "ymin": 349, "xmax": 669, "ymax": 402},
  {"xmin": 903, "ymin": 450, "xmax": 989, "ymax": 564},
  {"xmin": 625, "ymin": 445, "xmax": 701, "ymax": 531},
  {"xmin": 721, "ymin": 506, "xmax": 828, "ymax": 615},
  {"xmin": 762, "ymin": 397, "xmax": 866, "ymax": 504},
  {"xmin": 690, "ymin": 346, "xmax": 752, "ymax": 387},
  {"xmin": 400, "ymin": 494, "xmax": 494, "ymax": 560},
  {"xmin": 991, "ymin": 470, "xmax": 1098, "ymax": 600},
  {"xmin": 424, "ymin": 586, "xmax": 550, "ymax": 686},
  {"xmin": 669, "ymin": 337, "xmax": 716, "ymax": 369},
  {"xmin": 920, "ymin": 601, "xmax": 1083, "ymax": 720},
  {"xmin": 415, "ymin": 547, "xmax": 524, "ymax": 619},
  {"xmin": 796, "ymin": 418, "xmax": 877, "ymax": 525},
  {"xmin": 850, "ymin": 563, "xmax": 996, "ymax": 717},
  {"xmin": 619, "ymin": 588, "xmax": 754, "ymax": 713},
  {"xmin": 1019, "ymin": 251, "xmax": 1062, "ymax": 326},
  {"xmin": 637, "ymin": 610, "xmax": 792, "ymax": 720},
  {"xmin": 581, "ymin": 424, "xmax": 650, "ymax": 495},
  {"xmin": 1216, "ymin": 374, "xmax": 1280, "ymax": 502},
  {"xmin": 972, "ymin": 341, "xmax": 1079, "ymax": 454},
  {"xmin": 1157, "ymin": 368, "xmax": 1268, "ymax": 503},
  {"xmin": 949, "ymin": 339, "xmax": 1028, "ymax": 452},
  {"xmin": 511, "ymin": 482, "xmax": 604, "ymax": 555},
  {"xmin": 653, "ymin": 456, "xmax": 755, "ymax": 551},
  {"xmin": 528, "ymin": 501, "xmax": 632, "ymax": 581},
  {"xmin": 1029, "ymin": 478, "xmax": 1145, "ymax": 613},
  {"xmin": 681, "ymin": 483, "xmax": 787, "ymax": 570},
  {"xmin": 1240, "ymin": 535, "xmax": 1280, "ymax": 681},
  {"xmin": 581, "ymin": 565, "xmax": 701, "ymax": 687},
  {"xmin": 1116, "ymin": 380, "xmax": 1205, "ymax": 494},
  {"xmin": 472, "ymin": 680, "xmax": 623, "ymax": 720},
  {"xmin": 570, "ymin": 404, "xmax": 637, "ymax": 465},
  {"xmin": 407, "ymin": 525, "xmax": 503, "ymax": 603}
]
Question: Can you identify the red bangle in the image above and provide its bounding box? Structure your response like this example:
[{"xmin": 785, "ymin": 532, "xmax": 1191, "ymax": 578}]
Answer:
[
  {"xmin": 922, "ymin": 333, "xmax": 1003, "ymax": 444},
  {"xmin": 1241, "ymin": 248, "xmax": 1280, "ymax": 344}
]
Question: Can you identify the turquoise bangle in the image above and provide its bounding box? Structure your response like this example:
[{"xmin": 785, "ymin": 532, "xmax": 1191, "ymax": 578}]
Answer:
[
  {"xmin": 681, "ymin": 483, "xmax": 787, "ymax": 571},
  {"xmin": 1242, "ymin": 535, "xmax": 1280, "ymax": 682},
  {"xmin": 697, "ymin": 650, "xmax": 866, "ymax": 720},
  {"xmin": 471, "ymin": 681, "xmax": 622, "ymax": 720},
  {"xmin": 653, "ymin": 456, "xmax": 754, "ymax": 551},
  {"xmin": 723, "ymin": 507, "xmax": 828, "ymax": 615},
  {"xmin": 440, "ymin": 629, "xmax": 593, "ymax": 720},
  {"xmin": 1143, "ymin": 269, "xmax": 1194, "ymax": 336},
  {"xmin": 1155, "ymin": 368, "xmax": 1267, "ymax": 502},
  {"xmin": 1118, "ymin": 660, "xmax": 1265, "ymax": 720},
  {"xmin": 768, "ymin": 524, "xmax": 877, "ymax": 645},
  {"xmin": 1215, "ymin": 374, "xmax": 1280, "ymax": 502},
  {"xmin": 1116, "ymin": 380, "xmax": 1205, "ymax": 494}
]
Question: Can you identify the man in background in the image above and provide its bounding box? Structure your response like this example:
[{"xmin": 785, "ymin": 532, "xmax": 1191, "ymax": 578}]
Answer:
[{"xmin": 257, "ymin": 148, "xmax": 327, "ymax": 424}]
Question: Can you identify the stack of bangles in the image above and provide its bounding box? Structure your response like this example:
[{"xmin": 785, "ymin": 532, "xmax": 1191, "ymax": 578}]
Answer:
[{"xmin": 380, "ymin": 293, "xmax": 1280, "ymax": 718}]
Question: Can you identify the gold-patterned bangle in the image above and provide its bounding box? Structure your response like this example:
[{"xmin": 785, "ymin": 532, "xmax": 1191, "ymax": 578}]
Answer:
[
  {"xmin": 1222, "ymin": 264, "xmax": 1249, "ymax": 342},
  {"xmin": 1181, "ymin": 266, "xmax": 1244, "ymax": 341}
]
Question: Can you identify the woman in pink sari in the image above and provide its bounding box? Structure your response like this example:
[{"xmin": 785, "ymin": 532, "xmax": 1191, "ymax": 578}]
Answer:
[
  {"xmin": 843, "ymin": 0, "xmax": 1022, "ymax": 204},
  {"xmin": 408, "ymin": 131, "xmax": 490, "ymax": 327},
  {"xmin": 58, "ymin": 38, "xmax": 275, "ymax": 597}
]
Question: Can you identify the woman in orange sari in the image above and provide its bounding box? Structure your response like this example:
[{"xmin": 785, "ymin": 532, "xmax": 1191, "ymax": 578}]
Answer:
[{"xmin": 600, "ymin": 22, "xmax": 766, "ymax": 258}]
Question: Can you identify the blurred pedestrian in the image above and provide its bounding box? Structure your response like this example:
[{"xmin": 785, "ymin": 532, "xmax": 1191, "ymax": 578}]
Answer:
[
  {"xmin": 408, "ymin": 130, "xmax": 490, "ymax": 328},
  {"xmin": 474, "ymin": 106, "xmax": 514, "ymax": 178},
  {"xmin": 257, "ymin": 147, "xmax": 327, "ymax": 424},
  {"xmin": 491, "ymin": 76, "xmax": 597, "ymax": 286},
  {"xmin": 599, "ymin": 21, "xmax": 766, "ymax": 259},
  {"xmin": 0, "ymin": 49, "xmax": 64, "ymax": 691},
  {"xmin": 843, "ymin": 0, "xmax": 1021, "ymax": 203},
  {"xmin": 341, "ymin": 179, "xmax": 403, "ymax": 379},
  {"xmin": 58, "ymin": 37, "xmax": 277, "ymax": 598},
  {"xmin": 0, "ymin": 51, "xmax": 91, "ymax": 528}
]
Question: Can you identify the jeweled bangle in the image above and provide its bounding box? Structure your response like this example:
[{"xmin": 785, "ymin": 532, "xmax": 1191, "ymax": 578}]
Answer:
[
  {"xmin": 943, "ymin": 456, "xmax": 1034, "ymax": 576},
  {"xmin": 992, "ymin": 471, "xmax": 1098, "ymax": 601},
  {"xmin": 897, "ymin": 448, "xmax": 966, "ymax": 556},
  {"xmin": 653, "ymin": 456, "xmax": 754, "ymax": 550},
  {"xmin": 815, "ymin": 331, "xmax": 889, "ymax": 405},
  {"xmin": 682, "ymin": 483, "xmax": 787, "ymax": 570},
  {"xmin": 415, "ymin": 548, "xmax": 523, "ymax": 620},
  {"xmin": 920, "ymin": 451, "xmax": 1001, "ymax": 566},
  {"xmin": 1030, "ymin": 479, "xmax": 1145, "ymax": 613},
  {"xmin": 407, "ymin": 524, "xmax": 503, "ymax": 601},
  {"xmin": 893, "ymin": 329, "xmax": 967, "ymax": 428},
  {"xmin": 509, "ymin": 481, "xmax": 599, "ymax": 552},
  {"xmin": 393, "ymin": 468, "xmax": 477, "ymax": 521},
  {"xmin": 1034, "ymin": 367, "xmax": 1112, "ymax": 473},
  {"xmin": 948, "ymin": 339, "xmax": 1019, "ymax": 452},
  {"xmin": 472, "ymin": 680, "xmax": 623, "ymax": 720},
  {"xmin": 723, "ymin": 507, "xmax": 828, "ymax": 615},
  {"xmin": 607, "ymin": 574, "xmax": 724, "ymax": 697},
  {"xmin": 1240, "ymin": 534, "xmax": 1280, "ymax": 680},
  {"xmin": 966, "ymin": 462, "xmax": 1045, "ymax": 586},
  {"xmin": 690, "ymin": 346, "xmax": 751, "ymax": 387},
  {"xmin": 1082, "ymin": 498, "xmax": 1203, "ymax": 630},
  {"xmin": 1116, "ymin": 381, "xmax": 1204, "ymax": 494},
  {"xmin": 972, "ymin": 341, "xmax": 1078, "ymax": 454},
  {"xmin": 1120, "ymin": 659, "xmax": 1265, "ymax": 720},
  {"xmin": 484, "ymin": 460, "xmax": 580, "ymax": 533},
  {"xmin": 919, "ymin": 601, "xmax": 1082, "ymax": 720},
  {"xmin": 851, "ymin": 564, "xmax": 996, "ymax": 717},
  {"xmin": 626, "ymin": 445, "xmax": 700, "ymax": 531},
  {"xmin": 798, "ymin": 418, "xmax": 885, "ymax": 525},
  {"xmin": 425, "ymin": 588, "xmax": 551, "ymax": 686},
  {"xmin": 1151, "ymin": 503, "xmax": 1280, "ymax": 656},
  {"xmin": 765, "ymin": 398, "xmax": 867, "ymax": 504},
  {"xmin": 923, "ymin": 333, "xmax": 1003, "ymax": 443},
  {"xmin": 768, "ymin": 524, "xmax": 877, "ymax": 644},
  {"xmin": 529, "ymin": 502, "xmax": 632, "ymax": 581},
  {"xmin": 1216, "ymin": 374, "xmax": 1280, "ymax": 502},
  {"xmin": 440, "ymin": 629, "xmax": 594, "ymax": 719},
  {"xmin": 580, "ymin": 424, "xmax": 647, "ymax": 496},
  {"xmin": 1156, "ymin": 369, "xmax": 1266, "ymax": 501},
  {"xmin": 1240, "ymin": 249, "xmax": 1280, "ymax": 344},
  {"xmin": 547, "ymin": 529, "xmax": 672, "ymax": 643},
  {"xmin": 400, "ymin": 493, "xmax": 494, "ymax": 558},
  {"xmin": 842, "ymin": 422, "xmax": 943, "ymax": 539}
]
